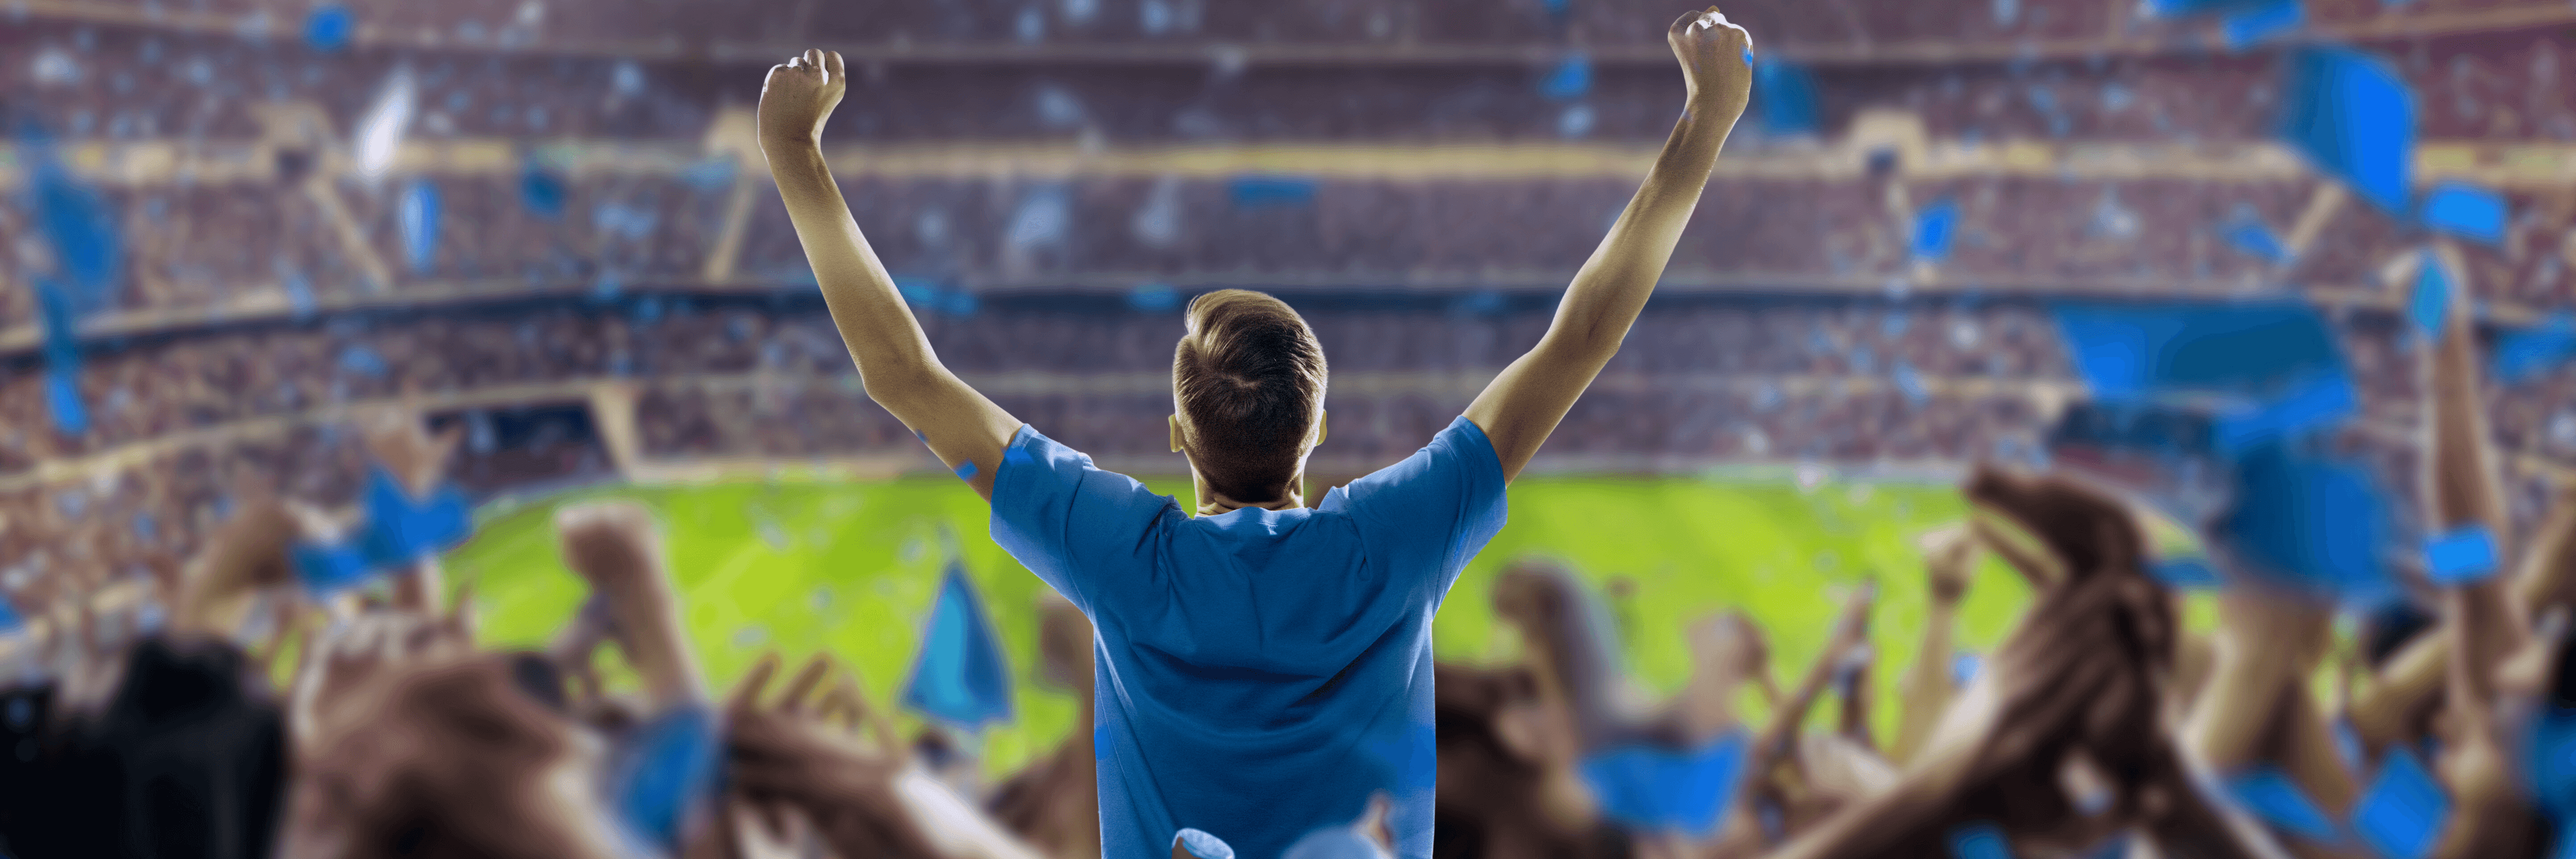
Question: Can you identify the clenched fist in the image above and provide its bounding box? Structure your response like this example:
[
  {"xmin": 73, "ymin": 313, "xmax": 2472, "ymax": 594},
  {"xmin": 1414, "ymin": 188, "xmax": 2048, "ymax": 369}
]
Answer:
[
  {"xmin": 759, "ymin": 48, "xmax": 848, "ymax": 148},
  {"xmin": 1669, "ymin": 7, "xmax": 1754, "ymax": 123}
]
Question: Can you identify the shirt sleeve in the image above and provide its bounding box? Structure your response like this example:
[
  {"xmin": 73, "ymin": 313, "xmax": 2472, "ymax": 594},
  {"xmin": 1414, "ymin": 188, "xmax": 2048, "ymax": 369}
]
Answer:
[
  {"xmin": 1332, "ymin": 416, "xmax": 1509, "ymax": 600},
  {"xmin": 988, "ymin": 424, "xmax": 1181, "ymax": 615}
]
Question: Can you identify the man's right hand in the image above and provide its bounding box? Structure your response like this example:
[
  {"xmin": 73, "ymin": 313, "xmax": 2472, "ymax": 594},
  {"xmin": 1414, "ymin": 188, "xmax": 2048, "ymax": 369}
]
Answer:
[
  {"xmin": 759, "ymin": 49, "xmax": 848, "ymax": 148},
  {"xmin": 1668, "ymin": 7, "xmax": 1754, "ymax": 123}
]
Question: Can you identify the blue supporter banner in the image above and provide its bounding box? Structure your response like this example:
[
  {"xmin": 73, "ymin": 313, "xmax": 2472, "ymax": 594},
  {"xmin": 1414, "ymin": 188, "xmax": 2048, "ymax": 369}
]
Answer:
[
  {"xmin": 2051, "ymin": 301, "xmax": 2359, "ymax": 448},
  {"xmin": 2496, "ymin": 312, "xmax": 2576, "ymax": 383},
  {"xmin": 2210, "ymin": 443, "xmax": 2396, "ymax": 605},
  {"xmin": 2420, "ymin": 183, "xmax": 2508, "ymax": 246},
  {"xmin": 902, "ymin": 562, "xmax": 1016, "ymax": 729},
  {"xmin": 2279, "ymin": 48, "xmax": 2416, "ymax": 217}
]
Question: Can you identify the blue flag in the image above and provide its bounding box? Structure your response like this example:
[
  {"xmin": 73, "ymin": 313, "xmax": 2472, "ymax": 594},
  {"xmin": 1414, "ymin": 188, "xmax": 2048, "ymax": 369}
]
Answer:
[
  {"xmin": 2221, "ymin": 0, "xmax": 2304, "ymax": 50},
  {"xmin": 2143, "ymin": 0, "xmax": 2283, "ymax": 15},
  {"xmin": 400, "ymin": 180, "xmax": 442, "ymax": 274},
  {"xmin": 291, "ymin": 467, "xmax": 474, "ymax": 595},
  {"xmin": 305, "ymin": 4, "xmax": 355, "ymax": 52},
  {"xmin": 2353, "ymin": 748, "xmax": 2449, "ymax": 859},
  {"xmin": 2151, "ymin": 557, "xmax": 2226, "ymax": 589},
  {"xmin": 1947, "ymin": 823, "xmax": 2012, "ymax": 859},
  {"xmin": 1755, "ymin": 60, "xmax": 1821, "ymax": 137},
  {"xmin": 2407, "ymin": 250, "xmax": 2451, "ymax": 340},
  {"xmin": 2420, "ymin": 183, "xmax": 2508, "ymax": 246},
  {"xmin": 2224, "ymin": 768, "xmax": 2339, "ymax": 841},
  {"xmin": 1578, "ymin": 731, "xmax": 1751, "ymax": 838},
  {"xmin": 0, "ymin": 593, "xmax": 21, "ymax": 633},
  {"xmin": 1914, "ymin": 199, "xmax": 1961, "ymax": 263},
  {"xmin": 520, "ymin": 159, "xmax": 569, "ymax": 219},
  {"xmin": 2278, "ymin": 47, "xmax": 2416, "ymax": 217},
  {"xmin": 2495, "ymin": 311, "xmax": 2576, "ymax": 383},
  {"xmin": 2210, "ymin": 442, "xmax": 2396, "ymax": 605},
  {"xmin": 36, "ymin": 279, "xmax": 89, "ymax": 436},
  {"xmin": 1539, "ymin": 54, "xmax": 1592, "ymax": 101},
  {"xmin": 1230, "ymin": 176, "xmax": 1318, "ymax": 209},
  {"xmin": 359, "ymin": 466, "xmax": 472, "ymax": 566},
  {"xmin": 606, "ymin": 707, "xmax": 723, "ymax": 851},
  {"xmin": 2051, "ymin": 301, "xmax": 2359, "ymax": 446},
  {"xmin": 902, "ymin": 562, "xmax": 1016, "ymax": 729},
  {"xmin": 2220, "ymin": 208, "xmax": 2290, "ymax": 264},
  {"xmin": 23, "ymin": 132, "xmax": 125, "ymax": 302}
]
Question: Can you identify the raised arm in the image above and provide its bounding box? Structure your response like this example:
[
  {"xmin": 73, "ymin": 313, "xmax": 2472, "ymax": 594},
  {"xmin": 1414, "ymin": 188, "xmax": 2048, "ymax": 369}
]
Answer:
[
  {"xmin": 1461, "ymin": 9, "xmax": 1751, "ymax": 482},
  {"xmin": 2422, "ymin": 242, "xmax": 2528, "ymax": 729},
  {"xmin": 758, "ymin": 50, "xmax": 1021, "ymax": 499}
]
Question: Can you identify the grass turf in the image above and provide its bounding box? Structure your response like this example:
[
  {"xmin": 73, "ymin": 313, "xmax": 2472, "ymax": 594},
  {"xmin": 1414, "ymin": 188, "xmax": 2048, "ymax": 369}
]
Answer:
[{"xmin": 445, "ymin": 474, "xmax": 2049, "ymax": 779}]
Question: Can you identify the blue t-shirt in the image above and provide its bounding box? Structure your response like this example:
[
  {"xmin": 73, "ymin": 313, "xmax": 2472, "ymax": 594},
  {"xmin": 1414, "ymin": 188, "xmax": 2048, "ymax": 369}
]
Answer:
[{"xmin": 991, "ymin": 416, "xmax": 1508, "ymax": 859}]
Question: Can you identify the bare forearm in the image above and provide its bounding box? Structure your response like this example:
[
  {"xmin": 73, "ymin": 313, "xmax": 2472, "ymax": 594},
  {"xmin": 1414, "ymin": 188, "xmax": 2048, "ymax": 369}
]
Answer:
[
  {"xmin": 1892, "ymin": 603, "xmax": 1960, "ymax": 765},
  {"xmin": 1552, "ymin": 109, "xmax": 1730, "ymax": 356},
  {"xmin": 761, "ymin": 138, "xmax": 1017, "ymax": 495},
  {"xmin": 764, "ymin": 142, "xmax": 943, "ymax": 389},
  {"xmin": 2424, "ymin": 272, "xmax": 2526, "ymax": 712},
  {"xmin": 1464, "ymin": 108, "xmax": 1734, "ymax": 477}
]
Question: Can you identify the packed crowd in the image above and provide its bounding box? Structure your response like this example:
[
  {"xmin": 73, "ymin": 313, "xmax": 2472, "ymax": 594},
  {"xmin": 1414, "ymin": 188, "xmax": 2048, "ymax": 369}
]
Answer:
[
  {"xmin": 7, "ymin": 289, "xmax": 2576, "ymax": 859},
  {"xmin": 0, "ymin": 297, "xmax": 2076, "ymax": 468},
  {"xmin": 22, "ymin": 0, "xmax": 2561, "ymax": 59}
]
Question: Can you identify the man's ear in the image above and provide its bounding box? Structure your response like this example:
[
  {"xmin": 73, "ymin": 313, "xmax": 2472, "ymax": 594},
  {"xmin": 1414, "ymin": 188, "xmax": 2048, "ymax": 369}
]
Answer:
[
  {"xmin": 1169, "ymin": 415, "xmax": 1186, "ymax": 454},
  {"xmin": 1311, "ymin": 409, "xmax": 1329, "ymax": 448}
]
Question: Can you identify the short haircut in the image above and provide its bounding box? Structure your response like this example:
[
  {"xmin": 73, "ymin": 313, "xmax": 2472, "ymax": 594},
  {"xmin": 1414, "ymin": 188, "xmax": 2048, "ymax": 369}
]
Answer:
[{"xmin": 1173, "ymin": 290, "xmax": 1328, "ymax": 503}]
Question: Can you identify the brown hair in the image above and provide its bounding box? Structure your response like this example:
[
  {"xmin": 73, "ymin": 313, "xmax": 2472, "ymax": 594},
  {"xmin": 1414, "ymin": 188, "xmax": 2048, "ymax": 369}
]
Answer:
[{"xmin": 1173, "ymin": 290, "xmax": 1328, "ymax": 503}]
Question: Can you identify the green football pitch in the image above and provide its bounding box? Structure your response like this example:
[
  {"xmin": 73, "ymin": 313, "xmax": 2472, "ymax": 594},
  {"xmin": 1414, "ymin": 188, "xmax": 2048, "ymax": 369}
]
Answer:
[{"xmin": 446, "ymin": 474, "xmax": 2060, "ymax": 778}]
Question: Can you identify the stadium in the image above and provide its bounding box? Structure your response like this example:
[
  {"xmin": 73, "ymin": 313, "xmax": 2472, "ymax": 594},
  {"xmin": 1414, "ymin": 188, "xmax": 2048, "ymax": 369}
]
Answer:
[{"xmin": 5, "ymin": 0, "xmax": 2576, "ymax": 857}]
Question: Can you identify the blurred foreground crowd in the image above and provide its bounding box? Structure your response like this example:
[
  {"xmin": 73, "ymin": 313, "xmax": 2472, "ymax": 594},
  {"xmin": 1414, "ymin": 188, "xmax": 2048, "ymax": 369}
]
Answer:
[{"xmin": 7, "ymin": 270, "xmax": 2576, "ymax": 859}]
